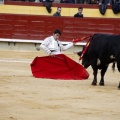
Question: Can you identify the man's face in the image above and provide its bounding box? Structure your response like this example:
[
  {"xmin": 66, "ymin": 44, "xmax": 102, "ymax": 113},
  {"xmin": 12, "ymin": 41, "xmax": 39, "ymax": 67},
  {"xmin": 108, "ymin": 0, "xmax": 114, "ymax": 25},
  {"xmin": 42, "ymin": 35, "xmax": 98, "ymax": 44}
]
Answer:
[
  {"xmin": 53, "ymin": 33, "xmax": 60, "ymax": 40},
  {"xmin": 78, "ymin": 9, "xmax": 83, "ymax": 14},
  {"xmin": 57, "ymin": 8, "xmax": 61, "ymax": 13}
]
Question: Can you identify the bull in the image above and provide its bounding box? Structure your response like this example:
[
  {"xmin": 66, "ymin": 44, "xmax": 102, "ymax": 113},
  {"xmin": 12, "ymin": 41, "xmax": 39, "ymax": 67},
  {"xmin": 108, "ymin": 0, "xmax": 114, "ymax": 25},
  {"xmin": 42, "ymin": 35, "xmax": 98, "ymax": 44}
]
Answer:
[{"xmin": 76, "ymin": 33, "xmax": 120, "ymax": 89}]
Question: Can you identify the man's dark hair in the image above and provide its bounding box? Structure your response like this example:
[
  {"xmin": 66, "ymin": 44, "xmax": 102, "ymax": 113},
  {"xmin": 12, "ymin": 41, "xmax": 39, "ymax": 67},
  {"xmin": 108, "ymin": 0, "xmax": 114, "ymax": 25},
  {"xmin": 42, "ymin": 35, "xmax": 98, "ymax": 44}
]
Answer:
[
  {"xmin": 78, "ymin": 7, "xmax": 83, "ymax": 10},
  {"xmin": 57, "ymin": 7, "xmax": 61, "ymax": 10},
  {"xmin": 53, "ymin": 29, "xmax": 61, "ymax": 35}
]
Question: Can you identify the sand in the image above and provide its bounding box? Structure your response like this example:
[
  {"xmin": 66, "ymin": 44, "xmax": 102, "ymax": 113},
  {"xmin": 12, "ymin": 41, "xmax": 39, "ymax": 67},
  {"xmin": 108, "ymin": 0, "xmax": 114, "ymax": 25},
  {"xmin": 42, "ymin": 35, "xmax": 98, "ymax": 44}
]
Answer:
[{"xmin": 0, "ymin": 50, "xmax": 120, "ymax": 120}]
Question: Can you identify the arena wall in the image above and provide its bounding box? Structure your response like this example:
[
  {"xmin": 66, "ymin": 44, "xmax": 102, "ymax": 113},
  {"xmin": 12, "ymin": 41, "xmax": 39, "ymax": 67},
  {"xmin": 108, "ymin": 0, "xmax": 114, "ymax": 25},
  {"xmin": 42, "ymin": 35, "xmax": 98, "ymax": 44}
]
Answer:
[{"xmin": 0, "ymin": 2, "xmax": 120, "ymax": 51}]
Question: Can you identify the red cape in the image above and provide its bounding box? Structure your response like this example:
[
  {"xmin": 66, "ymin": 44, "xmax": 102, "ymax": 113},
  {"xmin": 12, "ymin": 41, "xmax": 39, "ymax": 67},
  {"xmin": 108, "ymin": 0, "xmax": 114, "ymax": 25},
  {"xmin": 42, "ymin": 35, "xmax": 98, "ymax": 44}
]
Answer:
[{"xmin": 30, "ymin": 54, "xmax": 89, "ymax": 80}]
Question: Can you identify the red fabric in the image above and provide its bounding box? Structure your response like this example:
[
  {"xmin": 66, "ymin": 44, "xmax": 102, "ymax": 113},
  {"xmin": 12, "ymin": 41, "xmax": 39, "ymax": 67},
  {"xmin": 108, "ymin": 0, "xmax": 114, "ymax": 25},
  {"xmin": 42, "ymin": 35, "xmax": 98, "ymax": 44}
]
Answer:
[
  {"xmin": 73, "ymin": 38, "xmax": 82, "ymax": 43},
  {"xmin": 73, "ymin": 36, "xmax": 92, "ymax": 44},
  {"xmin": 79, "ymin": 41, "xmax": 90, "ymax": 60},
  {"xmin": 30, "ymin": 54, "xmax": 89, "ymax": 80}
]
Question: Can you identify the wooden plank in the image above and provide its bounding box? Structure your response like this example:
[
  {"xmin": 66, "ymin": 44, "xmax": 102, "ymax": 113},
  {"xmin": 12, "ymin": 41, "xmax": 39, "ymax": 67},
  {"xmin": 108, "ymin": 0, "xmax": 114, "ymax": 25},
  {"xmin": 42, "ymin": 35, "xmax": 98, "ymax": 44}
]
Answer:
[{"xmin": 0, "ymin": 14, "xmax": 120, "ymax": 42}]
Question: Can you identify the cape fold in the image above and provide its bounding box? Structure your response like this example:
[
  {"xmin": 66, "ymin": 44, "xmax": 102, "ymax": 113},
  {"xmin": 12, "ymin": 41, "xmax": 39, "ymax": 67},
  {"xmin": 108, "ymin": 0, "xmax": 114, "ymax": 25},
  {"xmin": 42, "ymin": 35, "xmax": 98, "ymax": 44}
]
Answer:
[{"xmin": 30, "ymin": 54, "xmax": 89, "ymax": 80}]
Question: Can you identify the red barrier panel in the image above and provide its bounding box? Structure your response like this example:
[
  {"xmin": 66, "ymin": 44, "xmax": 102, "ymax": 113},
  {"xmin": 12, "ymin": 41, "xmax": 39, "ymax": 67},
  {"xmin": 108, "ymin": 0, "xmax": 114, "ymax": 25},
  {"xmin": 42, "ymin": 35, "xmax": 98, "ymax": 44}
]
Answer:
[{"xmin": 0, "ymin": 14, "xmax": 120, "ymax": 42}]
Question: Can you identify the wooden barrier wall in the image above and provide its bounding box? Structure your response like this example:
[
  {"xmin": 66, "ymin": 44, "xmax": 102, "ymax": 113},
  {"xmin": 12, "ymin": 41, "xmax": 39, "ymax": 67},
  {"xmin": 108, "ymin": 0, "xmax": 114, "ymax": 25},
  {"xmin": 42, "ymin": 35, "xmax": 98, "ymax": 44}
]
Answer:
[{"xmin": 0, "ymin": 14, "xmax": 120, "ymax": 42}]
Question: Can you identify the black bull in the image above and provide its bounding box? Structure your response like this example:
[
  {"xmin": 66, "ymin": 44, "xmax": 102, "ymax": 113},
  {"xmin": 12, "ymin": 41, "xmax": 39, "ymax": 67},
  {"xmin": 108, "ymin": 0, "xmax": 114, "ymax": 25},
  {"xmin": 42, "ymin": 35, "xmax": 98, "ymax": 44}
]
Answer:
[{"xmin": 77, "ymin": 33, "xmax": 120, "ymax": 89}]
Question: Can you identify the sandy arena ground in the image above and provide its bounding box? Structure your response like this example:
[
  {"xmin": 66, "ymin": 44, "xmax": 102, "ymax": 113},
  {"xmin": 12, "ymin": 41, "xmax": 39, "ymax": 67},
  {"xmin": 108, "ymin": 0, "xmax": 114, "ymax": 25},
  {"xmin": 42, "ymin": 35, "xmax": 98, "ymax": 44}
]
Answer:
[{"xmin": 0, "ymin": 50, "xmax": 120, "ymax": 120}]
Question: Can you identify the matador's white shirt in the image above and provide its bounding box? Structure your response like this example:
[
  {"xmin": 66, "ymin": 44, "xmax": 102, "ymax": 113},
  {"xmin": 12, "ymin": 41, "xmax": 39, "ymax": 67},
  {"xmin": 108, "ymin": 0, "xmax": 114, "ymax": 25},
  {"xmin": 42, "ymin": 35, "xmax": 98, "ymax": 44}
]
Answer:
[{"xmin": 40, "ymin": 36, "xmax": 73, "ymax": 55}]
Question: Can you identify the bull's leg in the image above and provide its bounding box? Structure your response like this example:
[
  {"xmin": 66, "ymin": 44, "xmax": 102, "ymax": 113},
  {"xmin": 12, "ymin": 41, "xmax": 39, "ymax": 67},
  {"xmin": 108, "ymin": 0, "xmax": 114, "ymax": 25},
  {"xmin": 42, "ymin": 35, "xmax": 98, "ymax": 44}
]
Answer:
[
  {"xmin": 99, "ymin": 65, "xmax": 108, "ymax": 86},
  {"xmin": 116, "ymin": 55, "xmax": 120, "ymax": 89},
  {"xmin": 91, "ymin": 67, "xmax": 98, "ymax": 86},
  {"xmin": 118, "ymin": 82, "xmax": 120, "ymax": 89}
]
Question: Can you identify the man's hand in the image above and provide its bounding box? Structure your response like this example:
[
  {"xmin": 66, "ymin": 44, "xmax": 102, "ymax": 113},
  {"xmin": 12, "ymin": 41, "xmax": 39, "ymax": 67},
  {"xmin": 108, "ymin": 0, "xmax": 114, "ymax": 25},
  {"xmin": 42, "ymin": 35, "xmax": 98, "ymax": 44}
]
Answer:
[
  {"xmin": 49, "ymin": 52, "xmax": 56, "ymax": 57},
  {"xmin": 36, "ymin": 46, "xmax": 40, "ymax": 51}
]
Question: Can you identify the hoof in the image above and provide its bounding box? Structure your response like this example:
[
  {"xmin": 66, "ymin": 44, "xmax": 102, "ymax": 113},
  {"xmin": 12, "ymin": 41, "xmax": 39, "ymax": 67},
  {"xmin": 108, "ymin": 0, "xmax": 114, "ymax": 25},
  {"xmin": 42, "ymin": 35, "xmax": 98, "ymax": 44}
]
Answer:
[
  {"xmin": 91, "ymin": 82, "xmax": 97, "ymax": 86},
  {"xmin": 99, "ymin": 82, "xmax": 104, "ymax": 86},
  {"xmin": 36, "ymin": 47, "xmax": 40, "ymax": 51}
]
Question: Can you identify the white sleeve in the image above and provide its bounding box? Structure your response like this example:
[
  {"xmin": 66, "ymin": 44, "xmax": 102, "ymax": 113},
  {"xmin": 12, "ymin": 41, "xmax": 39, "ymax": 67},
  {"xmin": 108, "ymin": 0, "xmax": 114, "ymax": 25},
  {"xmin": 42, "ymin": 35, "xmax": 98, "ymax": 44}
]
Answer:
[
  {"xmin": 40, "ymin": 38, "xmax": 51, "ymax": 55},
  {"xmin": 59, "ymin": 42, "xmax": 74, "ymax": 51}
]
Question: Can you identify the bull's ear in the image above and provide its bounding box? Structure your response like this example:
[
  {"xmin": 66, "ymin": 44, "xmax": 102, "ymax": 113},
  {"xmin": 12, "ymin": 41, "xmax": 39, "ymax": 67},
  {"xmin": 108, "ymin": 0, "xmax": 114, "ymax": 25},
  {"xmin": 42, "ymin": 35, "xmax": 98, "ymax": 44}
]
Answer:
[{"xmin": 77, "ymin": 51, "xmax": 82, "ymax": 56}]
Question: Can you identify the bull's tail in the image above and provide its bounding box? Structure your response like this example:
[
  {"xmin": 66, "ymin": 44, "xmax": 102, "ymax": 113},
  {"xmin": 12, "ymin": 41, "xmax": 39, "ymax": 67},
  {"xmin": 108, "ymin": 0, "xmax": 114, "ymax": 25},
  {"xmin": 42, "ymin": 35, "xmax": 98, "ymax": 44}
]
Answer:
[{"xmin": 112, "ymin": 62, "xmax": 116, "ymax": 72}]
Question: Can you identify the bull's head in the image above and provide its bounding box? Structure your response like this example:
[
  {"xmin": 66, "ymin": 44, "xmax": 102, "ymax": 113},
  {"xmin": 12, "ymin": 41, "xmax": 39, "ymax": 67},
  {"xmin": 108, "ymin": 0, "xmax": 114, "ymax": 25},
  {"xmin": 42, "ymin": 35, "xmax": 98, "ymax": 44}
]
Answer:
[
  {"xmin": 76, "ymin": 37, "xmax": 92, "ymax": 68},
  {"xmin": 77, "ymin": 50, "xmax": 91, "ymax": 69}
]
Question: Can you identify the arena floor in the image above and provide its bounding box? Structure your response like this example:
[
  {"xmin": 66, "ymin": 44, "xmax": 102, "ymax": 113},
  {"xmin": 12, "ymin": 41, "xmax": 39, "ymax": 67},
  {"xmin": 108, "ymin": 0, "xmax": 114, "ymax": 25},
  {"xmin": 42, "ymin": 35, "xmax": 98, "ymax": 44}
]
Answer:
[{"xmin": 0, "ymin": 50, "xmax": 120, "ymax": 120}]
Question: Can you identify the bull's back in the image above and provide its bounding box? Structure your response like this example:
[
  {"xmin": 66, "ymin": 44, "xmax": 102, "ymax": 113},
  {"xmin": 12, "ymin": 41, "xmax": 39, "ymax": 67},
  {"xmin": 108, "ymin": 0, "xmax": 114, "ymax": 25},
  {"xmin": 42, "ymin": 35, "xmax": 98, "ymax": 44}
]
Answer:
[
  {"xmin": 89, "ymin": 34, "xmax": 120, "ymax": 53},
  {"xmin": 88, "ymin": 34, "xmax": 110, "ymax": 56},
  {"xmin": 88, "ymin": 33, "xmax": 120, "ymax": 71}
]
